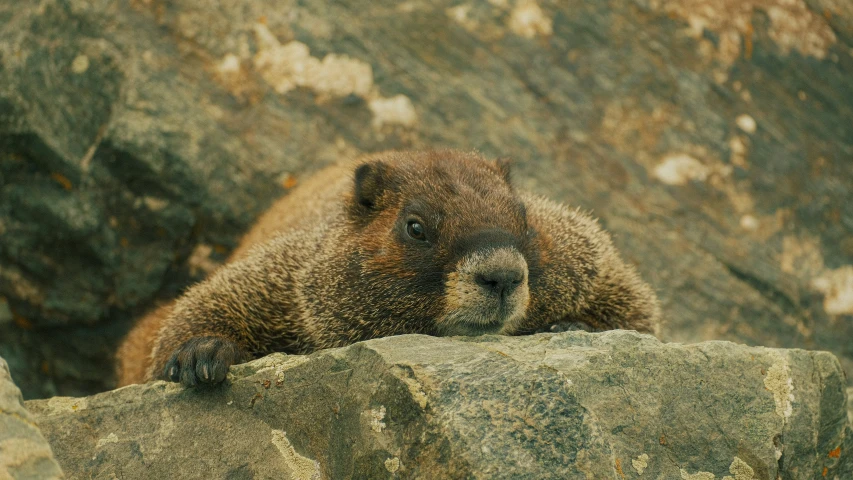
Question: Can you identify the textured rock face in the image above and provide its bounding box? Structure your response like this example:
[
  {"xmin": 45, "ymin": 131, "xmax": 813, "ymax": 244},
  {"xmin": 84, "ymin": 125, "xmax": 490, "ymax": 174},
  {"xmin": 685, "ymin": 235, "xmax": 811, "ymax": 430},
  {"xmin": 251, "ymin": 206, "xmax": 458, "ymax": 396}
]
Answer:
[
  {"xmin": 1, "ymin": 0, "xmax": 852, "ymax": 401},
  {"xmin": 25, "ymin": 332, "xmax": 852, "ymax": 479},
  {"xmin": 0, "ymin": 358, "xmax": 64, "ymax": 479}
]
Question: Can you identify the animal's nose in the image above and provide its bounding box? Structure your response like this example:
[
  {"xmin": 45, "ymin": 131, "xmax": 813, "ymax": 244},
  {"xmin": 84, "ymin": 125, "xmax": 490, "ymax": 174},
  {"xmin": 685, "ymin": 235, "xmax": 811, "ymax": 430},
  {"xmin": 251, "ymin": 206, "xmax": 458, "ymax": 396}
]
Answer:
[{"xmin": 475, "ymin": 268, "xmax": 524, "ymax": 299}]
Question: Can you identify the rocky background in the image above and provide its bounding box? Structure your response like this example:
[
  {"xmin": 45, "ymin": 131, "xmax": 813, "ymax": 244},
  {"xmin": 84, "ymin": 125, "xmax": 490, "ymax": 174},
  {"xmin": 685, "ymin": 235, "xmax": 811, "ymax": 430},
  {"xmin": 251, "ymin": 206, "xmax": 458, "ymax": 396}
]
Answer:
[{"xmin": 0, "ymin": 0, "xmax": 851, "ymax": 400}]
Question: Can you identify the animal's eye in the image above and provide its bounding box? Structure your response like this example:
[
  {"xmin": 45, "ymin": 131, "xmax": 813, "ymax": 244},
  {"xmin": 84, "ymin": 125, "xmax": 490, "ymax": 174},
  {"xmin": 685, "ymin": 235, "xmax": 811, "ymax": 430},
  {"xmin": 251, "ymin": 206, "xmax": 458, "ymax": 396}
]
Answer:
[{"xmin": 406, "ymin": 220, "xmax": 427, "ymax": 241}]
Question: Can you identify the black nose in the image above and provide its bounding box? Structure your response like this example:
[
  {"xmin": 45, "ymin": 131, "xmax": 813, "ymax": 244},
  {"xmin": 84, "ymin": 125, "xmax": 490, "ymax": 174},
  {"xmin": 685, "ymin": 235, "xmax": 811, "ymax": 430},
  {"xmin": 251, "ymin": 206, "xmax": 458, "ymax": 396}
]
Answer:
[{"xmin": 475, "ymin": 268, "xmax": 524, "ymax": 299}]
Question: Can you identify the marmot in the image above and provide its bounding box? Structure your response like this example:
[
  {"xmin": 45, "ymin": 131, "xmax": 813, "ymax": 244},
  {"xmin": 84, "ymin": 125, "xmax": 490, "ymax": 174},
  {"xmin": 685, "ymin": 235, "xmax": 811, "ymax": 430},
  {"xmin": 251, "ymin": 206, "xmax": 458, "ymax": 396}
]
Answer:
[{"xmin": 116, "ymin": 150, "xmax": 660, "ymax": 387}]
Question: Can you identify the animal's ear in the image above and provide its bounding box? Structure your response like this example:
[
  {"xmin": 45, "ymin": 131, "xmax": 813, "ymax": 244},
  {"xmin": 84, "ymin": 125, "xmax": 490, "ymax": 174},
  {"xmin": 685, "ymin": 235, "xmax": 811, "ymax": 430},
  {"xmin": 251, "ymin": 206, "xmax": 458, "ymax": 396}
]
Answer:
[
  {"xmin": 353, "ymin": 161, "xmax": 390, "ymax": 210},
  {"xmin": 495, "ymin": 157, "xmax": 513, "ymax": 184}
]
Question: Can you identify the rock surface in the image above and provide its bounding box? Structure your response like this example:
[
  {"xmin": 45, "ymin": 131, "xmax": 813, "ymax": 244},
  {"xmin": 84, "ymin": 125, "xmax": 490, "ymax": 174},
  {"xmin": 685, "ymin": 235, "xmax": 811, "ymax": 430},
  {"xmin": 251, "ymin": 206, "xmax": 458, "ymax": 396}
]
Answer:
[
  {"xmin": 1, "ymin": 0, "xmax": 852, "ymax": 399},
  {"xmin": 25, "ymin": 331, "xmax": 852, "ymax": 479},
  {"xmin": 0, "ymin": 357, "xmax": 64, "ymax": 479}
]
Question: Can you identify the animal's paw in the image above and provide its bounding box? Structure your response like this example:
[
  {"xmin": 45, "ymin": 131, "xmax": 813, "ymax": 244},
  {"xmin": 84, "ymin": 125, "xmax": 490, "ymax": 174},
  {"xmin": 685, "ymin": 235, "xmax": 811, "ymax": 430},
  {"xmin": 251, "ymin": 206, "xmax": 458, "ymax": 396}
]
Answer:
[
  {"xmin": 163, "ymin": 336, "xmax": 249, "ymax": 387},
  {"xmin": 533, "ymin": 321, "xmax": 595, "ymax": 334}
]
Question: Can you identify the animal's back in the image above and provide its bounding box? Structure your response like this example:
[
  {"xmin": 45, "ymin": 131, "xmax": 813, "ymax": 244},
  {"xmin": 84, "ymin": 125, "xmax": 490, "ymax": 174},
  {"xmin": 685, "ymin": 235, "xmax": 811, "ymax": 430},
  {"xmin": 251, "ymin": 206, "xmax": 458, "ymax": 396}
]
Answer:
[{"xmin": 229, "ymin": 162, "xmax": 353, "ymax": 260}]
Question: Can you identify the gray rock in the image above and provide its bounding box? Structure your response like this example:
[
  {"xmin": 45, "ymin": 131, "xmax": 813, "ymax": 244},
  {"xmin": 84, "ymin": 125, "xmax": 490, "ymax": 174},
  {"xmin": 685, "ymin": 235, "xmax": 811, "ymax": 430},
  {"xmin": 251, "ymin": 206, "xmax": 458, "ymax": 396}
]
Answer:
[
  {"xmin": 0, "ymin": 357, "xmax": 64, "ymax": 479},
  {"xmin": 26, "ymin": 331, "xmax": 851, "ymax": 479},
  {"xmin": 849, "ymin": 387, "xmax": 853, "ymax": 425},
  {"xmin": 2, "ymin": 0, "xmax": 852, "ymax": 400}
]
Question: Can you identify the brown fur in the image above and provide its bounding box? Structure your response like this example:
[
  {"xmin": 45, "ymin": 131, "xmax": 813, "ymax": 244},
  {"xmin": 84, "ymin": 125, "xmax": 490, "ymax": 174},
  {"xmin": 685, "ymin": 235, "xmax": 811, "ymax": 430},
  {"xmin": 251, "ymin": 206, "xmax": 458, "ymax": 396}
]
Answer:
[
  {"xmin": 116, "ymin": 150, "xmax": 660, "ymax": 387},
  {"xmin": 115, "ymin": 303, "xmax": 173, "ymax": 387}
]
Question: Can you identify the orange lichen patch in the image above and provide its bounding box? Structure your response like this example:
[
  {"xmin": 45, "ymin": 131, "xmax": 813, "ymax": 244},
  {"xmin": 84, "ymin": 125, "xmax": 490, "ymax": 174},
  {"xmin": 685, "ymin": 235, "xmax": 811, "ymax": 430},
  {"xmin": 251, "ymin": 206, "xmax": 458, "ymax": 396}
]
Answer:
[
  {"xmin": 659, "ymin": 434, "xmax": 668, "ymax": 446},
  {"xmin": 258, "ymin": 15, "xmax": 267, "ymax": 25},
  {"xmin": 50, "ymin": 172, "xmax": 72, "ymax": 190},
  {"xmin": 744, "ymin": 22, "xmax": 754, "ymax": 59},
  {"xmin": 615, "ymin": 458, "xmax": 626, "ymax": 478},
  {"xmin": 823, "ymin": 466, "xmax": 828, "ymax": 476},
  {"xmin": 828, "ymin": 446, "xmax": 841, "ymax": 458},
  {"xmin": 13, "ymin": 314, "xmax": 32, "ymax": 330},
  {"xmin": 119, "ymin": 237, "xmax": 130, "ymax": 247},
  {"xmin": 281, "ymin": 174, "xmax": 298, "ymax": 189}
]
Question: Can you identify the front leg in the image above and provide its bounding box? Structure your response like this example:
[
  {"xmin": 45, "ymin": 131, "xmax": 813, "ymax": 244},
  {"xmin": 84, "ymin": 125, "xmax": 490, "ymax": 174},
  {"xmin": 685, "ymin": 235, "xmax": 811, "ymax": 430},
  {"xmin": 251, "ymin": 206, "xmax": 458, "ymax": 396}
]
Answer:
[
  {"xmin": 149, "ymin": 240, "xmax": 299, "ymax": 387},
  {"xmin": 149, "ymin": 281, "xmax": 260, "ymax": 387}
]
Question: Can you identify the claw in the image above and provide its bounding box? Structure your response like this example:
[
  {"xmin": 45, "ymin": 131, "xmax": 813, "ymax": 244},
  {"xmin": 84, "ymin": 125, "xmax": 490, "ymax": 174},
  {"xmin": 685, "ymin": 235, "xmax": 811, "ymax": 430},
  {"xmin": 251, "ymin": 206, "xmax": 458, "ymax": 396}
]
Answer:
[{"xmin": 161, "ymin": 336, "xmax": 249, "ymax": 387}]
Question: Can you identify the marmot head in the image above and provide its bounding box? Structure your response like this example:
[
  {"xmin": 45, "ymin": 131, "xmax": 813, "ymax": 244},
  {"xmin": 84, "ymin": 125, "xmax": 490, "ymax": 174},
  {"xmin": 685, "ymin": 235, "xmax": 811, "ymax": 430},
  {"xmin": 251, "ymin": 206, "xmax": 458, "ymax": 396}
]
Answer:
[{"xmin": 346, "ymin": 150, "xmax": 537, "ymax": 336}]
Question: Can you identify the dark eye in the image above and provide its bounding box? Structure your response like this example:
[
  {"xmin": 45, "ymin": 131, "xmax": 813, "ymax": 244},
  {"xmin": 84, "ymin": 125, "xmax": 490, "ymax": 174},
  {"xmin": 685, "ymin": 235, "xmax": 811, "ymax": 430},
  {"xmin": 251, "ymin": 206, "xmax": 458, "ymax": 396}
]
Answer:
[{"xmin": 406, "ymin": 220, "xmax": 427, "ymax": 241}]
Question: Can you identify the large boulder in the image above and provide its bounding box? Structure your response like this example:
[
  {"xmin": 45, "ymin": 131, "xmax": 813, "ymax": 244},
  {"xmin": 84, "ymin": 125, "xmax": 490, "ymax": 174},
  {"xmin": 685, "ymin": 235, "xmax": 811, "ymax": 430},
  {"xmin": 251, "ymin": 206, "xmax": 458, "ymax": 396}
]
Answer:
[
  {"xmin": 1, "ymin": 0, "xmax": 852, "ymax": 399},
  {"xmin": 26, "ymin": 331, "xmax": 852, "ymax": 479},
  {"xmin": 0, "ymin": 357, "xmax": 63, "ymax": 479}
]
